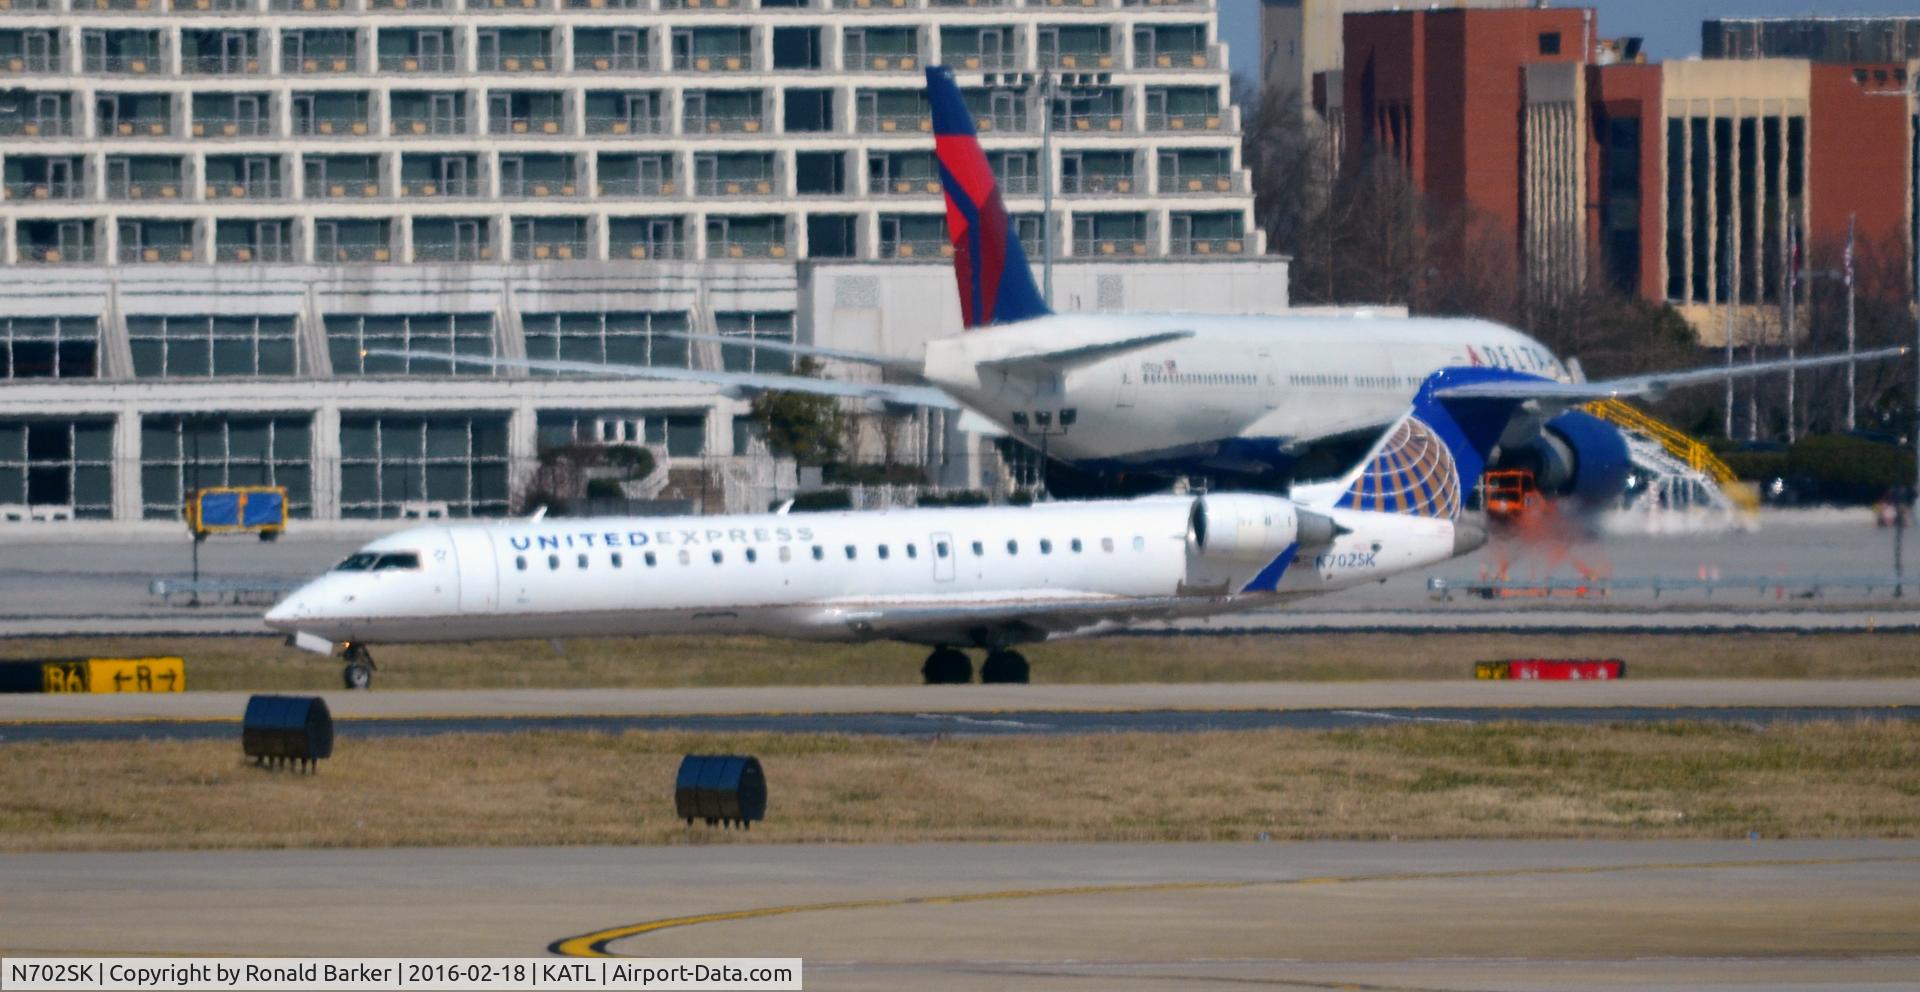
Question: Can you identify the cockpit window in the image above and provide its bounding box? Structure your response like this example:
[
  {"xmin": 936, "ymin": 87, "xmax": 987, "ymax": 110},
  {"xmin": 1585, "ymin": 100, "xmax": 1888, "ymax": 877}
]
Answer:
[
  {"xmin": 334, "ymin": 553, "xmax": 379, "ymax": 572},
  {"xmin": 371, "ymin": 552, "xmax": 421, "ymax": 571}
]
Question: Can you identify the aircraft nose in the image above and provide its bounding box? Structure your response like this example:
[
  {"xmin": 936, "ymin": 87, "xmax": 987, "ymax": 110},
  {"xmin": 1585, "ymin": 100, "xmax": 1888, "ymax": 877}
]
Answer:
[{"xmin": 263, "ymin": 596, "xmax": 302, "ymax": 629}]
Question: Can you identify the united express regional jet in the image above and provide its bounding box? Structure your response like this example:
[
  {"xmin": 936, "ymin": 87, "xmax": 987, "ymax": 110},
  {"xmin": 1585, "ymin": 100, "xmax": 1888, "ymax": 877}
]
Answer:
[{"xmin": 269, "ymin": 367, "xmax": 1523, "ymax": 688}]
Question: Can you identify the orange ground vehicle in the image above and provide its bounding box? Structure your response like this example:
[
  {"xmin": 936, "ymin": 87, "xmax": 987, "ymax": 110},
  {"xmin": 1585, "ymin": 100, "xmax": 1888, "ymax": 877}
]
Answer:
[{"xmin": 1481, "ymin": 469, "xmax": 1543, "ymax": 523}]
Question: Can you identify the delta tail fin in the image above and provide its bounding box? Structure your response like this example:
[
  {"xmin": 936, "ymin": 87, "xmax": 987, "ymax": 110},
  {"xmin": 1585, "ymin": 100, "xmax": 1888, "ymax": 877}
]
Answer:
[
  {"xmin": 927, "ymin": 65, "xmax": 1051, "ymax": 329},
  {"xmin": 1308, "ymin": 367, "xmax": 1546, "ymax": 520}
]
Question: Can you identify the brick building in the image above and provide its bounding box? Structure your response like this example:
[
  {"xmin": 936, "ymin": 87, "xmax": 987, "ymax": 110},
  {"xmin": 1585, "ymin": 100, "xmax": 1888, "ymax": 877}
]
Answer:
[{"xmin": 1270, "ymin": 5, "xmax": 1919, "ymax": 343}]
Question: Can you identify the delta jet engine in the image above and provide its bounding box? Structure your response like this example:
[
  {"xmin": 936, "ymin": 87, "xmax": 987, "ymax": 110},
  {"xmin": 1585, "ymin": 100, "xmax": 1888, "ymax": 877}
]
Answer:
[{"xmin": 1493, "ymin": 410, "xmax": 1633, "ymax": 508}]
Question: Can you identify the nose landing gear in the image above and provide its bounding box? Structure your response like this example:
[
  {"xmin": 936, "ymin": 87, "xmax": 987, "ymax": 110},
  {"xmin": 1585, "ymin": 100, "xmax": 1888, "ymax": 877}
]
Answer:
[{"xmin": 341, "ymin": 643, "xmax": 375, "ymax": 690}]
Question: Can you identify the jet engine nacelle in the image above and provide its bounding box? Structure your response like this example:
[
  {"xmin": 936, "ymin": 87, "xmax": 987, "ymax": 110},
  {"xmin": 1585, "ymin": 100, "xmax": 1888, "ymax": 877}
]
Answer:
[
  {"xmin": 1497, "ymin": 410, "xmax": 1632, "ymax": 507},
  {"xmin": 1188, "ymin": 494, "xmax": 1300, "ymax": 561}
]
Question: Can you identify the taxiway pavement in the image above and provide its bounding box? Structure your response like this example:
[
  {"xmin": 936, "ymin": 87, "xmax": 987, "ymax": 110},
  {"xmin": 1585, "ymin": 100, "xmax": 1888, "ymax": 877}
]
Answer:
[
  {"xmin": 5, "ymin": 840, "xmax": 1915, "ymax": 990},
  {"xmin": 3, "ymin": 678, "xmax": 1918, "ymax": 724}
]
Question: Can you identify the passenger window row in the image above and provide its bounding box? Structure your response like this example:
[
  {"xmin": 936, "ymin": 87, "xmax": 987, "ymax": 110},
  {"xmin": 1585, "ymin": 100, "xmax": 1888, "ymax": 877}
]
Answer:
[{"xmin": 509, "ymin": 533, "xmax": 1144, "ymax": 572}]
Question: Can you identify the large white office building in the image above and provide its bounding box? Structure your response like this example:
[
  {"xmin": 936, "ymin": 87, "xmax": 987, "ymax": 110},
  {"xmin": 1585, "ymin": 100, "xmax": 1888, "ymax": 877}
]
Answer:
[{"xmin": 0, "ymin": 0, "xmax": 1281, "ymax": 526}]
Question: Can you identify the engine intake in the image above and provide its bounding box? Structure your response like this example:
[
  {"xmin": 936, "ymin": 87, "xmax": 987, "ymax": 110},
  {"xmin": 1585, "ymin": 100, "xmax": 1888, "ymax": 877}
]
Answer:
[{"xmin": 1495, "ymin": 410, "xmax": 1632, "ymax": 507}]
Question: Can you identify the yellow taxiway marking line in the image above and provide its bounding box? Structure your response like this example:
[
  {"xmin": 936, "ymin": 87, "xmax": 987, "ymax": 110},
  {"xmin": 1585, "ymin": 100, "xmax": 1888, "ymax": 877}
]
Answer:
[{"xmin": 549, "ymin": 855, "xmax": 1920, "ymax": 958}]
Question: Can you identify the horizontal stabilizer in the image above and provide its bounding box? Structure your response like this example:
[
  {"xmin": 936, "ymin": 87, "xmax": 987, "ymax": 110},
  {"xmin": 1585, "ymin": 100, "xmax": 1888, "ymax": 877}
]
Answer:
[
  {"xmin": 657, "ymin": 332, "xmax": 923, "ymax": 374},
  {"xmin": 359, "ymin": 349, "xmax": 961, "ymax": 410}
]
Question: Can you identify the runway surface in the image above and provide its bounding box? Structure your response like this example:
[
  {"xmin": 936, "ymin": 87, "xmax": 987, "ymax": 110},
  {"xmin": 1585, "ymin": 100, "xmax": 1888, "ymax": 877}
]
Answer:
[
  {"xmin": 5, "ymin": 840, "xmax": 1915, "ymax": 989},
  {"xmin": 5, "ymin": 678, "xmax": 1918, "ymax": 723},
  {"xmin": 6, "ymin": 704, "xmax": 1913, "ymax": 744}
]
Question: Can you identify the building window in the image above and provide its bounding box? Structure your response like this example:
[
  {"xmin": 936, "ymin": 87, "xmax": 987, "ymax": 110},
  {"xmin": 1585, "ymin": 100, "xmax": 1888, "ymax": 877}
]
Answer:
[
  {"xmin": 0, "ymin": 418, "xmax": 113, "ymax": 519},
  {"xmin": 0, "ymin": 316, "xmax": 97, "ymax": 380},
  {"xmin": 745, "ymin": 548, "xmax": 757, "ymax": 563},
  {"xmin": 645, "ymin": 551, "xmax": 657, "ymax": 567},
  {"xmin": 1007, "ymin": 539, "xmax": 1018, "ymax": 555},
  {"xmin": 139, "ymin": 414, "xmax": 311, "ymax": 520},
  {"xmin": 878, "ymin": 544, "xmax": 890, "ymax": 560},
  {"xmin": 523, "ymin": 311, "xmax": 691, "ymax": 370},
  {"xmin": 1538, "ymin": 32, "xmax": 1561, "ymax": 56},
  {"xmin": 337, "ymin": 413, "xmax": 509, "ymax": 519},
  {"xmin": 711, "ymin": 549, "xmax": 723, "ymax": 564},
  {"xmin": 537, "ymin": 409, "xmax": 704, "ymax": 460},
  {"xmin": 129, "ymin": 315, "xmax": 296, "ymax": 378},
  {"xmin": 710, "ymin": 308, "xmax": 791, "ymax": 372},
  {"xmin": 549, "ymin": 554, "xmax": 560, "ymax": 570},
  {"xmin": 326, "ymin": 313, "xmax": 496, "ymax": 376}
]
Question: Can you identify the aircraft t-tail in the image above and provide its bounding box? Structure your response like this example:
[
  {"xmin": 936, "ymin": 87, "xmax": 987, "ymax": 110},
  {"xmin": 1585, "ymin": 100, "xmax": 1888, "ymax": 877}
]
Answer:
[
  {"xmin": 363, "ymin": 64, "xmax": 1906, "ymax": 510},
  {"xmin": 268, "ymin": 367, "xmax": 1524, "ymax": 688}
]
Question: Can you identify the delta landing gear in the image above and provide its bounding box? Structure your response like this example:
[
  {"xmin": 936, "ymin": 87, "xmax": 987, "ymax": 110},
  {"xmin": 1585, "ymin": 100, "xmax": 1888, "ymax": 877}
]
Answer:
[
  {"xmin": 341, "ymin": 643, "xmax": 375, "ymax": 690},
  {"xmin": 980, "ymin": 649, "xmax": 1030, "ymax": 684},
  {"xmin": 920, "ymin": 647, "xmax": 1030, "ymax": 684},
  {"xmin": 921, "ymin": 647, "xmax": 972, "ymax": 685}
]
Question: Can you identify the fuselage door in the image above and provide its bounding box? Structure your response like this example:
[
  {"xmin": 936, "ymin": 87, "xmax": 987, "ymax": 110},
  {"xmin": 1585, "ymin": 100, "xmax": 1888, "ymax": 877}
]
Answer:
[
  {"xmin": 448, "ymin": 527, "xmax": 499, "ymax": 613},
  {"xmin": 931, "ymin": 531, "xmax": 956, "ymax": 582}
]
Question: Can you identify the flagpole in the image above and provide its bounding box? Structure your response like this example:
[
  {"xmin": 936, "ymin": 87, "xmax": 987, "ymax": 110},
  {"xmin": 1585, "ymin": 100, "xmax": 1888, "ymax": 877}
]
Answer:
[
  {"xmin": 1846, "ymin": 212, "xmax": 1857, "ymax": 433},
  {"xmin": 1786, "ymin": 224, "xmax": 1798, "ymax": 444},
  {"xmin": 1723, "ymin": 224, "xmax": 1735, "ymax": 439}
]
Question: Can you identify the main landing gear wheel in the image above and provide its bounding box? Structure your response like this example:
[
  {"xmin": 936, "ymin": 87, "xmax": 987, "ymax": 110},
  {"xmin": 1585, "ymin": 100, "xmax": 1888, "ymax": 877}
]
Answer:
[
  {"xmin": 342, "ymin": 644, "xmax": 375, "ymax": 690},
  {"xmin": 921, "ymin": 647, "xmax": 973, "ymax": 685},
  {"xmin": 980, "ymin": 650, "xmax": 1030, "ymax": 685}
]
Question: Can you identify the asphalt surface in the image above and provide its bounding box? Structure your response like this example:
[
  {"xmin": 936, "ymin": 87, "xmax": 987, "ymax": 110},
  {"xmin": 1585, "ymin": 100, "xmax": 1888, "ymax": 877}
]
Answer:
[
  {"xmin": 7, "ymin": 678, "xmax": 1919, "ymax": 723},
  {"xmin": 6, "ymin": 841, "xmax": 1916, "ymax": 989},
  {"xmin": 4, "ymin": 705, "xmax": 1914, "ymax": 744}
]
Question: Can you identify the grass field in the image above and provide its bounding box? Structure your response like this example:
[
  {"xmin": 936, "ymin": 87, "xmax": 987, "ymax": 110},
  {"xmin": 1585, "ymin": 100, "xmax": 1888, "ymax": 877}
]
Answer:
[
  {"xmin": 2, "ymin": 720, "xmax": 1914, "ymax": 852},
  {"xmin": 2, "ymin": 631, "xmax": 1918, "ymax": 690}
]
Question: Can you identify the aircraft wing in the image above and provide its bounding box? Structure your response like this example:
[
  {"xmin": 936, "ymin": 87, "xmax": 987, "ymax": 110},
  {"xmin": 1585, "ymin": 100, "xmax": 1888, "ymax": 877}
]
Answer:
[
  {"xmin": 1435, "ymin": 346, "xmax": 1910, "ymax": 402},
  {"xmin": 361, "ymin": 349, "xmax": 961, "ymax": 410},
  {"xmin": 807, "ymin": 592, "xmax": 1227, "ymax": 644},
  {"xmin": 977, "ymin": 330, "xmax": 1197, "ymax": 374},
  {"xmin": 657, "ymin": 332, "xmax": 924, "ymax": 374}
]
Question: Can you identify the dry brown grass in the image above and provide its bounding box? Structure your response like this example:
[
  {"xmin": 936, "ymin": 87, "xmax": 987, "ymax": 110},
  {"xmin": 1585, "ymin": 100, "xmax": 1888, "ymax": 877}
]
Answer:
[
  {"xmin": 1, "ymin": 631, "xmax": 1917, "ymax": 690},
  {"xmin": 2, "ymin": 720, "xmax": 1915, "ymax": 852}
]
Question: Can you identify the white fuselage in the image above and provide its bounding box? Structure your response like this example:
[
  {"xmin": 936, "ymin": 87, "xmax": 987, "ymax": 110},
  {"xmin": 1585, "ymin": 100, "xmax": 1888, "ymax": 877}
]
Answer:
[
  {"xmin": 924, "ymin": 312, "xmax": 1567, "ymax": 466},
  {"xmin": 265, "ymin": 496, "xmax": 1469, "ymax": 648}
]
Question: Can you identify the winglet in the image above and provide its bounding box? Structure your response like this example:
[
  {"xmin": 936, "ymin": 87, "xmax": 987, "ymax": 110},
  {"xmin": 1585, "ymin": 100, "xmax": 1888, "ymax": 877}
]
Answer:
[{"xmin": 928, "ymin": 65, "xmax": 1050, "ymax": 329}]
